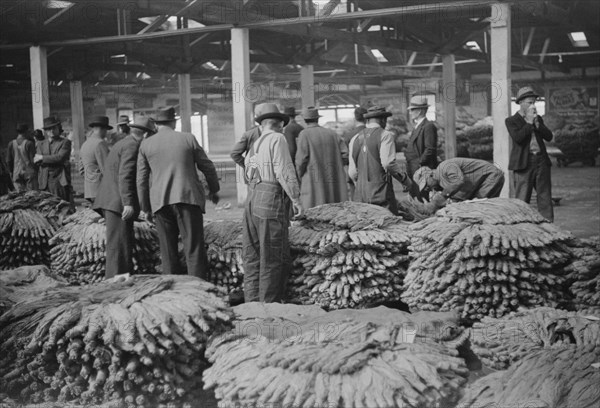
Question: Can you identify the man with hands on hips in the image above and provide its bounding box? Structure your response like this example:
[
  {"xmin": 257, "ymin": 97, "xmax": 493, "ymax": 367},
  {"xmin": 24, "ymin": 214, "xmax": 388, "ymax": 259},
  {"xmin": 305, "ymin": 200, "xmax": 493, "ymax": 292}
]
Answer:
[{"xmin": 505, "ymin": 86, "xmax": 554, "ymax": 221}]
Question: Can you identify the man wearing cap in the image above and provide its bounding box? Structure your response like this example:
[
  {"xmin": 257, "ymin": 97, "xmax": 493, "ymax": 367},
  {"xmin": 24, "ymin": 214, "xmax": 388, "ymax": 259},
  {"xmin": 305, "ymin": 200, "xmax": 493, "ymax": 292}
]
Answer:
[
  {"xmin": 109, "ymin": 114, "xmax": 131, "ymax": 146},
  {"xmin": 137, "ymin": 107, "xmax": 220, "ymax": 278},
  {"xmin": 6, "ymin": 123, "xmax": 38, "ymax": 191},
  {"xmin": 243, "ymin": 103, "xmax": 303, "ymax": 303},
  {"xmin": 295, "ymin": 106, "xmax": 348, "ymax": 209},
  {"xmin": 283, "ymin": 107, "xmax": 303, "ymax": 162},
  {"xmin": 505, "ymin": 86, "xmax": 554, "ymax": 221},
  {"xmin": 79, "ymin": 116, "xmax": 111, "ymax": 202},
  {"xmin": 94, "ymin": 117, "xmax": 156, "ymax": 278},
  {"xmin": 413, "ymin": 158, "xmax": 505, "ymax": 211},
  {"xmin": 405, "ymin": 95, "xmax": 438, "ymax": 178},
  {"xmin": 34, "ymin": 116, "xmax": 72, "ymax": 202},
  {"xmin": 348, "ymin": 106, "xmax": 413, "ymax": 214}
]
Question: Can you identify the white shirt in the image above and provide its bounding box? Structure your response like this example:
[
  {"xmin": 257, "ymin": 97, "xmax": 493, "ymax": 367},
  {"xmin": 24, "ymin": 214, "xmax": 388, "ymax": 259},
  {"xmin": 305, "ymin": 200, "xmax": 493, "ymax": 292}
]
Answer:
[
  {"xmin": 413, "ymin": 116, "xmax": 426, "ymax": 130},
  {"xmin": 348, "ymin": 122, "xmax": 397, "ymax": 181}
]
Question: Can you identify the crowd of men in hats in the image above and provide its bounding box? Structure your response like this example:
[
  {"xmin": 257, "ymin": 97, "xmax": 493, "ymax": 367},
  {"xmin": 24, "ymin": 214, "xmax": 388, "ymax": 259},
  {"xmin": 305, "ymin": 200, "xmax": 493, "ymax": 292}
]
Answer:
[{"xmin": 0, "ymin": 86, "xmax": 553, "ymax": 303}]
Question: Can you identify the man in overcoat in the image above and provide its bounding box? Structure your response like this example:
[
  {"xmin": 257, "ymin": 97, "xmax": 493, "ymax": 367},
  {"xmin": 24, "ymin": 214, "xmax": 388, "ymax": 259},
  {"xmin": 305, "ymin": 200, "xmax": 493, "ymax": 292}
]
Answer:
[
  {"xmin": 93, "ymin": 117, "xmax": 155, "ymax": 278},
  {"xmin": 34, "ymin": 116, "xmax": 72, "ymax": 202}
]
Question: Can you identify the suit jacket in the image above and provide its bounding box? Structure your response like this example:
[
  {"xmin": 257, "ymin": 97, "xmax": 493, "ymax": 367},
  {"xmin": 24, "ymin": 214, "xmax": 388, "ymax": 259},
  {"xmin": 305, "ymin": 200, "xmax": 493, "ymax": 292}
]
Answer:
[
  {"xmin": 283, "ymin": 120, "xmax": 303, "ymax": 161},
  {"xmin": 295, "ymin": 124, "xmax": 349, "ymax": 209},
  {"xmin": 137, "ymin": 127, "xmax": 220, "ymax": 214},
  {"xmin": 78, "ymin": 136, "xmax": 109, "ymax": 199},
  {"xmin": 93, "ymin": 135, "xmax": 140, "ymax": 215},
  {"xmin": 405, "ymin": 118, "xmax": 438, "ymax": 168},
  {"xmin": 230, "ymin": 126, "xmax": 261, "ymax": 169},
  {"xmin": 505, "ymin": 112, "xmax": 553, "ymax": 171},
  {"xmin": 36, "ymin": 136, "xmax": 72, "ymax": 190}
]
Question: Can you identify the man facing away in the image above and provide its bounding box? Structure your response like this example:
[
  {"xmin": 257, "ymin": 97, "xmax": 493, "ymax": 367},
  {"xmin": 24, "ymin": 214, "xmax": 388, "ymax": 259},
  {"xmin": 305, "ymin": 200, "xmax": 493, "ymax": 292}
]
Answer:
[
  {"xmin": 93, "ymin": 117, "xmax": 156, "ymax": 278},
  {"xmin": 79, "ymin": 115, "xmax": 110, "ymax": 202},
  {"xmin": 283, "ymin": 106, "xmax": 304, "ymax": 163},
  {"xmin": 243, "ymin": 103, "xmax": 304, "ymax": 303},
  {"xmin": 6, "ymin": 123, "xmax": 37, "ymax": 191},
  {"xmin": 137, "ymin": 107, "xmax": 220, "ymax": 278},
  {"xmin": 505, "ymin": 86, "xmax": 554, "ymax": 222},
  {"xmin": 295, "ymin": 106, "xmax": 348, "ymax": 209},
  {"xmin": 348, "ymin": 106, "xmax": 412, "ymax": 215}
]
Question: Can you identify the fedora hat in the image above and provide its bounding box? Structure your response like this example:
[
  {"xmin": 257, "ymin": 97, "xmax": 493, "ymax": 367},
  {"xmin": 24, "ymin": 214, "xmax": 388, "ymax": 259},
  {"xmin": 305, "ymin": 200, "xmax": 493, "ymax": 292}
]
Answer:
[
  {"xmin": 408, "ymin": 95, "xmax": 430, "ymax": 110},
  {"xmin": 116, "ymin": 115, "xmax": 130, "ymax": 126},
  {"xmin": 153, "ymin": 107, "xmax": 177, "ymax": 123},
  {"xmin": 129, "ymin": 116, "xmax": 156, "ymax": 134},
  {"xmin": 354, "ymin": 107, "xmax": 368, "ymax": 121},
  {"xmin": 363, "ymin": 105, "xmax": 392, "ymax": 119},
  {"xmin": 16, "ymin": 123, "xmax": 29, "ymax": 133},
  {"xmin": 413, "ymin": 166, "xmax": 434, "ymax": 192},
  {"xmin": 42, "ymin": 116, "xmax": 61, "ymax": 130},
  {"xmin": 515, "ymin": 86, "xmax": 539, "ymax": 104},
  {"xmin": 283, "ymin": 106, "xmax": 297, "ymax": 117},
  {"xmin": 254, "ymin": 103, "xmax": 289, "ymax": 126},
  {"xmin": 301, "ymin": 106, "xmax": 321, "ymax": 120},
  {"xmin": 88, "ymin": 115, "xmax": 113, "ymax": 130}
]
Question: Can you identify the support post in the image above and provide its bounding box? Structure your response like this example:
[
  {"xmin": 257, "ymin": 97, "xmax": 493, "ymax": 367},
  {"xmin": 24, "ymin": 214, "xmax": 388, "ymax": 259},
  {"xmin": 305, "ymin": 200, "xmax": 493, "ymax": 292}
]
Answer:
[
  {"xmin": 442, "ymin": 53, "xmax": 456, "ymax": 159},
  {"xmin": 231, "ymin": 28, "xmax": 252, "ymax": 205},
  {"xmin": 70, "ymin": 81, "xmax": 85, "ymax": 158},
  {"xmin": 178, "ymin": 73, "xmax": 192, "ymax": 133},
  {"xmin": 30, "ymin": 46, "xmax": 50, "ymax": 130},
  {"xmin": 490, "ymin": 3, "xmax": 512, "ymax": 197},
  {"xmin": 300, "ymin": 65, "xmax": 315, "ymax": 108}
]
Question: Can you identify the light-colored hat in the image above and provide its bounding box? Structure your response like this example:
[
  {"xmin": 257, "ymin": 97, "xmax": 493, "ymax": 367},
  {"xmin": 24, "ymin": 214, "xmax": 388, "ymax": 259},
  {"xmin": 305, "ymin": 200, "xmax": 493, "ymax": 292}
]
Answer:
[
  {"xmin": 408, "ymin": 95, "xmax": 430, "ymax": 110},
  {"xmin": 301, "ymin": 106, "xmax": 321, "ymax": 120},
  {"xmin": 515, "ymin": 86, "xmax": 540, "ymax": 104},
  {"xmin": 413, "ymin": 166, "xmax": 434, "ymax": 191},
  {"xmin": 363, "ymin": 105, "xmax": 392, "ymax": 119},
  {"xmin": 254, "ymin": 103, "xmax": 289, "ymax": 126},
  {"xmin": 129, "ymin": 116, "xmax": 156, "ymax": 134}
]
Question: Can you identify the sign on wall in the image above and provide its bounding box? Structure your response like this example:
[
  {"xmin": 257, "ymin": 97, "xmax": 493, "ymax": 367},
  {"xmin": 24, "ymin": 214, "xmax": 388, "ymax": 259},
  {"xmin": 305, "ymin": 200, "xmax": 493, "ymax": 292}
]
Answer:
[{"xmin": 547, "ymin": 87, "xmax": 598, "ymax": 127}]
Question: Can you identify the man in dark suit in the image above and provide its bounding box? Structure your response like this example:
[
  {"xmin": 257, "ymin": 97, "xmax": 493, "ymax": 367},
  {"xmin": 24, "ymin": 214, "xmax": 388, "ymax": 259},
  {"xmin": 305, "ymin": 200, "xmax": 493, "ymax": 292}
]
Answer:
[
  {"xmin": 137, "ymin": 107, "xmax": 220, "ymax": 278},
  {"xmin": 404, "ymin": 95, "xmax": 438, "ymax": 178},
  {"xmin": 34, "ymin": 116, "xmax": 72, "ymax": 202},
  {"xmin": 93, "ymin": 117, "xmax": 155, "ymax": 278},
  {"xmin": 283, "ymin": 106, "xmax": 303, "ymax": 162},
  {"xmin": 505, "ymin": 86, "xmax": 554, "ymax": 221}
]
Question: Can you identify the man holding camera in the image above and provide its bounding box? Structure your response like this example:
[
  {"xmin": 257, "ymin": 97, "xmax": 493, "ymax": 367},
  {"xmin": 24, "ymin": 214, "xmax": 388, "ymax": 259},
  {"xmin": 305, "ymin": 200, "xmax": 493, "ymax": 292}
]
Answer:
[{"xmin": 505, "ymin": 86, "xmax": 554, "ymax": 222}]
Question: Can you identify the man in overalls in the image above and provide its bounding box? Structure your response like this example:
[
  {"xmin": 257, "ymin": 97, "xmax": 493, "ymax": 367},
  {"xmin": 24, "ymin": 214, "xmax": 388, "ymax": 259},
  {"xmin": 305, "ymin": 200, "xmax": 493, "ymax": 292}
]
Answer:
[
  {"xmin": 243, "ymin": 103, "xmax": 303, "ymax": 303},
  {"xmin": 348, "ymin": 106, "xmax": 412, "ymax": 215}
]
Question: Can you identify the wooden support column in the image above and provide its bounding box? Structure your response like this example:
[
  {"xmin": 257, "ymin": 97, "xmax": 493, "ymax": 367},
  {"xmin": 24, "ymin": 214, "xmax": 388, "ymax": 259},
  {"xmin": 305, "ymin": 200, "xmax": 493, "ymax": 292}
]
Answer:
[
  {"xmin": 490, "ymin": 2, "xmax": 512, "ymax": 197},
  {"xmin": 70, "ymin": 81, "xmax": 85, "ymax": 158},
  {"xmin": 231, "ymin": 27, "xmax": 252, "ymax": 205},
  {"xmin": 30, "ymin": 46, "xmax": 50, "ymax": 129},
  {"xmin": 300, "ymin": 65, "xmax": 315, "ymax": 108},
  {"xmin": 442, "ymin": 54, "xmax": 456, "ymax": 159},
  {"xmin": 178, "ymin": 73, "xmax": 192, "ymax": 133}
]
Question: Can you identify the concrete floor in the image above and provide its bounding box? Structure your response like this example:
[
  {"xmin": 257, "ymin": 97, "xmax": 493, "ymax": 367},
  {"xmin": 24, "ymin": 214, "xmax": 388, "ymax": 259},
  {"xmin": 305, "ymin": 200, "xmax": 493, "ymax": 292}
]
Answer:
[{"xmin": 205, "ymin": 164, "xmax": 600, "ymax": 239}]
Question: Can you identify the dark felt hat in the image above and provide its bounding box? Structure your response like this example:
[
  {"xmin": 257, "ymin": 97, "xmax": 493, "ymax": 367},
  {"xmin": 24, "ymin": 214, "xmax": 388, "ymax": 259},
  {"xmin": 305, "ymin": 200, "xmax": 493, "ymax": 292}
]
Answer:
[
  {"xmin": 153, "ymin": 107, "xmax": 177, "ymax": 123},
  {"xmin": 254, "ymin": 103, "xmax": 289, "ymax": 126},
  {"xmin": 16, "ymin": 123, "xmax": 29, "ymax": 133},
  {"xmin": 129, "ymin": 116, "xmax": 156, "ymax": 134},
  {"xmin": 284, "ymin": 107, "xmax": 297, "ymax": 117},
  {"xmin": 364, "ymin": 105, "xmax": 392, "ymax": 119},
  {"xmin": 515, "ymin": 86, "xmax": 540, "ymax": 104},
  {"xmin": 88, "ymin": 115, "xmax": 113, "ymax": 130},
  {"xmin": 354, "ymin": 107, "xmax": 368, "ymax": 121},
  {"xmin": 42, "ymin": 116, "xmax": 61, "ymax": 130}
]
